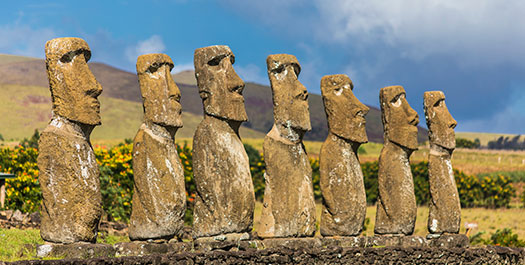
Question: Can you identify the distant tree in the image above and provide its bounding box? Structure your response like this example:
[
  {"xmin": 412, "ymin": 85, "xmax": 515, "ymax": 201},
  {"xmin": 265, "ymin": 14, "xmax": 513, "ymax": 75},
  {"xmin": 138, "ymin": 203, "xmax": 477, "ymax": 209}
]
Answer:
[
  {"xmin": 0, "ymin": 133, "xmax": 4, "ymax": 141},
  {"xmin": 488, "ymin": 135, "xmax": 525, "ymax": 150},
  {"xmin": 19, "ymin": 129, "xmax": 40, "ymax": 149},
  {"xmin": 474, "ymin": 138, "xmax": 481, "ymax": 148},
  {"xmin": 456, "ymin": 138, "xmax": 479, "ymax": 149}
]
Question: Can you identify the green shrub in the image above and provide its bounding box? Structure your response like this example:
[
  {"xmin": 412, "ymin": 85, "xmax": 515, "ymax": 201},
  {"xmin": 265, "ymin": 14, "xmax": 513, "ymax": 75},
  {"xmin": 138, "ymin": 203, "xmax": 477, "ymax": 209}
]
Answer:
[
  {"xmin": 177, "ymin": 142, "xmax": 195, "ymax": 225},
  {"xmin": 455, "ymin": 170, "xmax": 483, "ymax": 207},
  {"xmin": 362, "ymin": 161, "xmax": 430, "ymax": 206},
  {"xmin": 244, "ymin": 143, "xmax": 265, "ymax": 201},
  {"xmin": 479, "ymin": 175, "xmax": 515, "ymax": 208},
  {"xmin": 362, "ymin": 161, "xmax": 379, "ymax": 204},
  {"xmin": 0, "ymin": 146, "xmax": 41, "ymax": 212},
  {"xmin": 94, "ymin": 143, "xmax": 134, "ymax": 222},
  {"xmin": 310, "ymin": 158, "xmax": 321, "ymax": 200},
  {"xmin": 488, "ymin": 228, "xmax": 525, "ymax": 247},
  {"xmin": 411, "ymin": 161, "xmax": 430, "ymax": 205},
  {"xmin": 456, "ymin": 138, "xmax": 480, "ymax": 149},
  {"xmin": 19, "ymin": 129, "xmax": 40, "ymax": 149},
  {"xmin": 478, "ymin": 170, "xmax": 525, "ymax": 183},
  {"xmin": 521, "ymin": 190, "xmax": 525, "ymax": 208}
]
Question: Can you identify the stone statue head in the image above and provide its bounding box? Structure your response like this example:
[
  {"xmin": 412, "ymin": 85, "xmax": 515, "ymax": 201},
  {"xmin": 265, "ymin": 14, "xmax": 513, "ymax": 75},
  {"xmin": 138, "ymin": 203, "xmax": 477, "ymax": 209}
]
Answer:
[
  {"xmin": 137, "ymin": 53, "xmax": 183, "ymax": 128},
  {"xmin": 380, "ymin": 86, "xmax": 419, "ymax": 150},
  {"xmin": 321, "ymin": 74, "xmax": 369, "ymax": 143},
  {"xmin": 194, "ymin": 45, "xmax": 247, "ymax": 122},
  {"xmin": 45, "ymin": 37, "xmax": 103, "ymax": 126},
  {"xmin": 267, "ymin": 54, "xmax": 311, "ymax": 132},
  {"xmin": 423, "ymin": 91, "xmax": 457, "ymax": 150}
]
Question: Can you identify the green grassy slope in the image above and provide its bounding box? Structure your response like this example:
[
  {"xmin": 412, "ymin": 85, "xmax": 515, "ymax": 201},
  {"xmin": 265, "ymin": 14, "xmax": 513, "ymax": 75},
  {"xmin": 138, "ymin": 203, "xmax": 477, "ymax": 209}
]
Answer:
[
  {"xmin": 0, "ymin": 84, "xmax": 263, "ymax": 141},
  {"xmin": 0, "ymin": 54, "xmax": 38, "ymax": 65},
  {"xmin": 0, "ymin": 59, "xmax": 428, "ymax": 142}
]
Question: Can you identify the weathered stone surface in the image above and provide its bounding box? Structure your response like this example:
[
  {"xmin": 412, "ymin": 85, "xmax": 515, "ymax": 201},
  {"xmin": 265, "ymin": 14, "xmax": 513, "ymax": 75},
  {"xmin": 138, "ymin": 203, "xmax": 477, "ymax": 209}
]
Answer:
[
  {"xmin": 375, "ymin": 85, "xmax": 419, "ymax": 235},
  {"xmin": 194, "ymin": 45, "xmax": 248, "ymax": 122},
  {"xmin": 192, "ymin": 45, "xmax": 255, "ymax": 238},
  {"xmin": 261, "ymin": 237, "xmax": 322, "ymax": 250},
  {"xmin": 321, "ymin": 236, "xmax": 366, "ymax": 248},
  {"xmin": 114, "ymin": 241, "xmax": 192, "ymax": 257},
  {"xmin": 319, "ymin": 74, "xmax": 369, "ymax": 236},
  {"xmin": 258, "ymin": 54, "xmax": 316, "ymax": 238},
  {"xmin": 424, "ymin": 91, "xmax": 461, "ymax": 235},
  {"xmin": 38, "ymin": 37, "xmax": 103, "ymax": 243},
  {"xmin": 36, "ymin": 243, "xmax": 115, "ymax": 259},
  {"xmin": 427, "ymin": 234, "xmax": 469, "ymax": 248},
  {"xmin": 194, "ymin": 232, "xmax": 252, "ymax": 251},
  {"xmin": 129, "ymin": 54, "xmax": 186, "ymax": 241}
]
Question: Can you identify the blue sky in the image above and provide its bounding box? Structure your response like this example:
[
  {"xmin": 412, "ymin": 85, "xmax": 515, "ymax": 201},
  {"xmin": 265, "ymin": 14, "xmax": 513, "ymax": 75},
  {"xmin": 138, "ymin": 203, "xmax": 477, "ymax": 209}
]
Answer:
[{"xmin": 1, "ymin": 0, "xmax": 524, "ymax": 134}]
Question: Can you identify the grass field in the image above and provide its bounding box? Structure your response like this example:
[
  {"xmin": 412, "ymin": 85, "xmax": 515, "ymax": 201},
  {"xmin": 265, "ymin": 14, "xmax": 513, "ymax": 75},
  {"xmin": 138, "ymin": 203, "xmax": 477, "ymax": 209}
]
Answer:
[
  {"xmin": 0, "ymin": 228, "xmax": 128, "ymax": 262},
  {"xmin": 238, "ymin": 139, "xmax": 525, "ymax": 176}
]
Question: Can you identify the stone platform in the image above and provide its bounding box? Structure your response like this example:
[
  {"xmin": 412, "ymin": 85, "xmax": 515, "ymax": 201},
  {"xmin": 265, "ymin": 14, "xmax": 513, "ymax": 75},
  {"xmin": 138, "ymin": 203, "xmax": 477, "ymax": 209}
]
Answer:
[
  {"xmin": 16, "ymin": 245, "xmax": 525, "ymax": 265},
  {"xmin": 35, "ymin": 234, "xmax": 469, "ymax": 259}
]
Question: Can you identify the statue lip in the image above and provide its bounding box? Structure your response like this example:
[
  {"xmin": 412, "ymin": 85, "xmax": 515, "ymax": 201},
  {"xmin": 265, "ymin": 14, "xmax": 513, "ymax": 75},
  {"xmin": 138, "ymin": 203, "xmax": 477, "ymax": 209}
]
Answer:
[
  {"xmin": 91, "ymin": 100, "xmax": 100, "ymax": 110},
  {"xmin": 231, "ymin": 93, "xmax": 245, "ymax": 103}
]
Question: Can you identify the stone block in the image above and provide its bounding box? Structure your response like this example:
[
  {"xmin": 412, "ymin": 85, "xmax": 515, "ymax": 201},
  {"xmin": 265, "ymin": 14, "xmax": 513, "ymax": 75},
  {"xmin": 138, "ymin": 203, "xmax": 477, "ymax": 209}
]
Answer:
[
  {"xmin": 36, "ymin": 243, "xmax": 115, "ymax": 259},
  {"xmin": 261, "ymin": 237, "xmax": 322, "ymax": 250},
  {"xmin": 114, "ymin": 241, "xmax": 191, "ymax": 257}
]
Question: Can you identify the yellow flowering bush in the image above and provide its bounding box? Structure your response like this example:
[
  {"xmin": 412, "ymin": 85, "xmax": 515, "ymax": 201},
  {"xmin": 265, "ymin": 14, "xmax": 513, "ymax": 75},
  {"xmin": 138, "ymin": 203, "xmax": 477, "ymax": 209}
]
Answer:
[
  {"xmin": 479, "ymin": 174, "xmax": 515, "ymax": 208},
  {"xmin": 94, "ymin": 142, "xmax": 134, "ymax": 222},
  {"xmin": 0, "ymin": 146, "xmax": 41, "ymax": 213},
  {"xmin": 0, "ymin": 139, "xmax": 519, "ymax": 225}
]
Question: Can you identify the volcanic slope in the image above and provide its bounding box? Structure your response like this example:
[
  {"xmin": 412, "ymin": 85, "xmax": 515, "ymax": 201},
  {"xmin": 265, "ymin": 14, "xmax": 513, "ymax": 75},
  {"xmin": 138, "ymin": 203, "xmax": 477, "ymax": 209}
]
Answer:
[{"xmin": 0, "ymin": 54, "xmax": 427, "ymax": 142}]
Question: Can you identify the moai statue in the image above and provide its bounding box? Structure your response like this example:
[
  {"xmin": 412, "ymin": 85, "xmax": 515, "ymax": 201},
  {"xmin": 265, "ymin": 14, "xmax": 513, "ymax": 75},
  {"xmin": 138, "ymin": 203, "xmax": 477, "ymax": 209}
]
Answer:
[
  {"xmin": 38, "ymin": 37, "xmax": 103, "ymax": 243},
  {"xmin": 257, "ymin": 54, "xmax": 316, "ymax": 238},
  {"xmin": 192, "ymin": 45, "xmax": 255, "ymax": 238},
  {"xmin": 374, "ymin": 85, "xmax": 419, "ymax": 236},
  {"xmin": 424, "ymin": 91, "xmax": 460, "ymax": 236},
  {"xmin": 128, "ymin": 54, "xmax": 186, "ymax": 241},
  {"xmin": 319, "ymin": 75, "xmax": 370, "ymax": 236}
]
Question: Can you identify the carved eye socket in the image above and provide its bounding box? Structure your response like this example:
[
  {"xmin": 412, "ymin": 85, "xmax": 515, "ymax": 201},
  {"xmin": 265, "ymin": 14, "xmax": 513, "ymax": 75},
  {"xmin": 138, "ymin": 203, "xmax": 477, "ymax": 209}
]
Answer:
[
  {"xmin": 273, "ymin": 65, "xmax": 285, "ymax": 74},
  {"xmin": 434, "ymin": 99, "xmax": 443, "ymax": 107},
  {"xmin": 292, "ymin": 64, "xmax": 300, "ymax": 76},
  {"xmin": 60, "ymin": 49, "xmax": 89, "ymax": 63},
  {"xmin": 391, "ymin": 93, "xmax": 404, "ymax": 107},
  {"xmin": 199, "ymin": 90, "xmax": 210, "ymax": 99},
  {"xmin": 207, "ymin": 55, "xmax": 225, "ymax": 66},
  {"xmin": 169, "ymin": 94, "xmax": 181, "ymax": 101},
  {"xmin": 147, "ymin": 64, "xmax": 159, "ymax": 74}
]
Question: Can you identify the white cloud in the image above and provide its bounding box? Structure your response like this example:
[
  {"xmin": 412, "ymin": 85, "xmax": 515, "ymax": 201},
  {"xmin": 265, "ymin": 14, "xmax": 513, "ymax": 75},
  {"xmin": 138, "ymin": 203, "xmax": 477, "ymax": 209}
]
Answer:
[
  {"xmin": 235, "ymin": 63, "xmax": 268, "ymax": 85},
  {"xmin": 125, "ymin": 35, "xmax": 166, "ymax": 63},
  {"xmin": 314, "ymin": 0, "xmax": 525, "ymax": 65},
  {"xmin": 0, "ymin": 24, "xmax": 57, "ymax": 58},
  {"xmin": 171, "ymin": 63, "xmax": 194, "ymax": 74}
]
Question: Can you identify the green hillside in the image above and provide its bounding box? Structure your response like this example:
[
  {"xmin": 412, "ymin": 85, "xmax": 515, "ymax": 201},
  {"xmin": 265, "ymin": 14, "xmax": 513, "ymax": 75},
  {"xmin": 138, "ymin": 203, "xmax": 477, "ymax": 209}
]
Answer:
[
  {"xmin": 0, "ymin": 54, "xmax": 38, "ymax": 65},
  {"xmin": 0, "ymin": 57, "xmax": 428, "ymax": 143},
  {"xmin": 0, "ymin": 84, "xmax": 263, "ymax": 141}
]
